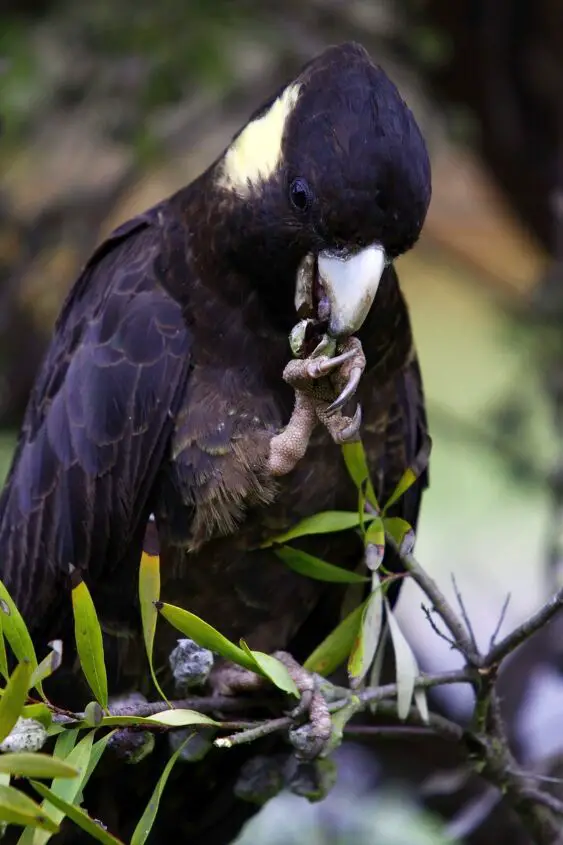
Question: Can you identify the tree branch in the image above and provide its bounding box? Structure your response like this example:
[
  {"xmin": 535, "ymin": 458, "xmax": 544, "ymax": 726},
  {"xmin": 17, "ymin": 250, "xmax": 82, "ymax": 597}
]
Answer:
[{"xmin": 485, "ymin": 583, "xmax": 563, "ymax": 666}]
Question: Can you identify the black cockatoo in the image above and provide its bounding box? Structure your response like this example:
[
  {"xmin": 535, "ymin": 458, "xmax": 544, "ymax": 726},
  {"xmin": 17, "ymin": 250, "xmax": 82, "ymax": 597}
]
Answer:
[{"xmin": 0, "ymin": 42, "xmax": 431, "ymax": 842}]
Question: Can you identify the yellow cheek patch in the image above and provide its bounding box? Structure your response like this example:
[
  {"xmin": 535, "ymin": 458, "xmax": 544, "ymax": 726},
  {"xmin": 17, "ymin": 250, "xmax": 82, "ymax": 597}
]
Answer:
[{"xmin": 218, "ymin": 83, "xmax": 301, "ymax": 195}]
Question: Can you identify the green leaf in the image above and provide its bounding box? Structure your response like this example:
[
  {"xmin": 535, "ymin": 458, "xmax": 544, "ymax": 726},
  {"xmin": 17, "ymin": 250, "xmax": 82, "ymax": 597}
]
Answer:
[
  {"xmin": 239, "ymin": 643, "xmax": 299, "ymax": 697},
  {"xmin": 53, "ymin": 728, "xmax": 78, "ymax": 761},
  {"xmin": 32, "ymin": 729, "xmax": 95, "ymax": 845},
  {"xmin": 21, "ymin": 705, "xmax": 52, "ymax": 728},
  {"xmin": 382, "ymin": 434, "xmax": 432, "ymax": 515},
  {"xmin": 261, "ymin": 511, "xmax": 373, "ymax": 548},
  {"xmin": 384, "ymin": 517, "xmax": 416, "ymax": 556},
  {"xmin": 348, "ymin": 574, "xmax": 384, "ymax": 688},
  {"xmin": 386, "ymin": 600, "xmax": 418, "ymax": 719},
  {"xmin": 156, "ymin": 603, "xmax": 256, "ymax": 672},
  {"xmin": 99, "ymin": 710, "xmax": 219, "ymax": 729},
  {"xmin": 130, "ymin": 735, "xmax": 192, "ymax": 845},
  {"xmin": 16, "ymin": 825, "xmax": 34, "ymax": 845},
  {"xmin": 358, "ymin": 479, "xmax": 367, "ymax": 537},
  {"xmin": 81, "ymin": 731, "xmax": 115, "ymax": 792},
  {"xmin": 0, "ymin": 784, "xmax": 59, "ymax": 832},
  {"xmin": 0, "ymin": 661, "xmax": 32, "ymax": 744},
  {"xmin": 0, "ymin": 753, "xmax": 78, "ymax": 779},
  {"xmin": 30, "ymin": 781, "xmax": 124, "ymax": 844},
  {"xmin": 139, "ymin": 551, "xmax": 169, "ymax": 703},
  {"xmin": 304, "ymin": 601, "xmax": 366, "ymax": 676},
  {"xmin": 0, "ymin": 607, "xmax": 9, "ymax": 682},
  {"xmin": 274, "ymin": 546, "xmax": 369, "ymax": 584},
  {"xmin": 158, "ymin": 604, "xmax": 299, "ymax": 695},
  {"xmin": 0, "ymin": 580, "xmax": 41, "ymax": 697},
  {"xmin": 325, "ymin": 695, "xmax": 363, "ymax": 755},
  {"xmin": 364, "ymin": 517, "xmax": 385, "ymax": 571},
  {"xmin": 341, "ymin": 441, "xmax": 378, "ymax": 509},
  {"xmin": 30, "ymin": 641, "xmax": 63, "ymax": 690},
  {"xmin": 70, "ymin": 569, "xmax": 108, "ymax": 710},
  {"xmin": 144, "ymin": 709, "xmax": 218, "ymax": 727}
]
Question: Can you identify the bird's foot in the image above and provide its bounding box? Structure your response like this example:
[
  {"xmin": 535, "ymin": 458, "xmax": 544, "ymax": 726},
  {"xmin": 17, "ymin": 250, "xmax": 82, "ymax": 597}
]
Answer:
[
  {"xmin": 268, "ymin": 391, "xmax": 318, "ymax": 477},
  {"xmin": 272, "ymin": 651, "xmax": 332, "ymax": 759},
  {"xmin": 267, "ymin": 336, "xmax": 366, "ymax": 476},
  {"xmin": 209, "ymin": 652, "xmax": 332, "ymax": 760},
  {"xmin": 322, "ymin": 336, "xmax": 366, "ymax": 416}
]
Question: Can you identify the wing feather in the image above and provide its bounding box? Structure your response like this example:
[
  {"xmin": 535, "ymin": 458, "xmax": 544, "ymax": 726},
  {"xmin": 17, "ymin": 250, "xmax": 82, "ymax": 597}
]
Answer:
[{"xmin": 0, "ymin": 211, "xmax": 191, "ymax": 631}]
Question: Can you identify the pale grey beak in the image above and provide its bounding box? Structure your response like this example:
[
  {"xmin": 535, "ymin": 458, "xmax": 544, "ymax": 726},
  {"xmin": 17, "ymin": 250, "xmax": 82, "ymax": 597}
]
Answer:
[{"xmin": 317, "ymin": 244, "xmax": 387, "ymax": 337}]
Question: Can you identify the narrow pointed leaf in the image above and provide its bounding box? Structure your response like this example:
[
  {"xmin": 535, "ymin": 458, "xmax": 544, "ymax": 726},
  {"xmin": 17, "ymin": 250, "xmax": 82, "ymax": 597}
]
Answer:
[
  {"xmin": 0, "ymin": 662, "xmax": 32, "ymax": 744},
  {"xmin": 21, "ymin": 705, "xmax": 52, "ymax": 728},
  {"xmin": 53, "ymin": 728, "xmax": 78, "ymax": 761},
  {"xmin": 144, "ymin": 709, "xmax": 218, "ymax": 727},
  {"xmin": 0, "ymin": 753, "xmax": 78, "ymax": 779},
  {"xmin": 239, "ymin": 643, "xmax": 299, "ymax": 697},
  {"xmin": 156, "ymin": 603, "xmax": 256, "ymax": 672},
  {"xmin": 274, "ymin": 546, "xmax": 369, "ymax": 584},
  {"xmin": 384, "ymin": 517, "xmax": 416, "ymax": 556},
  {"xmin": 261, "ymin": 511, "xmax": 374, "ymax": 548},
  {"xmin": 382, "ymin": 434, "xmax": 432, "ymax": 515},
  {"xmin": 99, "ymin": 710, "xmax": 219, "ymax": 729},
  {"xmin": 30, "ymin": 641, "xmax": 63, "ymax": 690},
  {"xmin": 341, "ymin": 441, "xmax": 379, "ymax": 509},
  {"xmin": 368, "ymin": 622, "xmax": 389, "ymax": 714},
  {"xmin": 82, "ymin": 731, "xmax": 116, "ymax": 792},
  {"xmin": 30, "ymin": 782, "xmax": 124, "ymax": 845},
  {"xmin": 414, "ymin": 687, "xmax": 429, "ymax": 724},
  {"xmin": 33, "ymin": 730, "xmax": 95, "ymax": 845},
  {"xmin": 348, "ymin": 575, "xmax": 384, "ymax": 688},
  {"xmin": 364, "ymin": 517, "xmax": 385, "ymax": 571},
  {"xmin": 0, "ymin": 580, "xmax": 41, "ymax": 697},
  {"xmin": 0, "ymin": 784, "xmax": 59, "ymax": 832},
  {"xmin": 358, "ymin": 479, "xmax": 367, "ymax": 537},
  {"xmin": 16, "ymin": 826, "xmax": 34, "ymax": 844},
  {"xmin": 139, "ymin": 550, "xmax": 168, "ymax": 703},
  {"xmin": 130, "ymin": 735, "xmax": 192, "ymax": 845},
  {"xmin": 304, "ymin": 600, "xmax": 366, "ymax": 676},
  {"xmin": 70, "ymin": 569, "xmax": 108, "ymax": 710},
  {"xmin": 386, "ymin": 600, "xmax": 418, "ymax": 719},
  {"xmin": 0, "ymin": 609, "xmax": 9, "ymax": 682}
]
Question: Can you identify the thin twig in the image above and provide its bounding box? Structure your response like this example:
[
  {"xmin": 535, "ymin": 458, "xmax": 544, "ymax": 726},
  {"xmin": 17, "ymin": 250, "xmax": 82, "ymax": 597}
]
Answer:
[
  {"xmin": 489, "ymin": 593, "xmax": 512, "ymax": 650},
  {"xmin": 370, "ymin": 701, "xmax": 465, "ymax": 743},
  {"xmin": 486, "ymin": 583, "xmax": 563, "ymax": 667},
  {"xmin": 354, "ymin": 668, "xmax": 475, "ymax": 709},
  {"xmin": 400, "ymin": 547, "xmax": 481, "ymax": 664},
  {"xmin": 214, "ymin": 717, "xmax": 291, "ymax": 748},
  {"xmin": 520, "ymin": 789, "xmax": 563, "ymax": 817},
  {"xmin": 343, "ymin": 725, "xmax": 438, "ymax": 739},
  {"xmin": 452, "ymin": 574, "xmax": 479, "ymax": 653},
  {"xmin": 421, "ymin": 603, "xmax": 460, "ymax": 651}
]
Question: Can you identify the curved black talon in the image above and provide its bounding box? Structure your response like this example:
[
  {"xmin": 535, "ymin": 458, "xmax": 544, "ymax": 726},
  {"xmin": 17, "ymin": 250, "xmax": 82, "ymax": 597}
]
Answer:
[
  {"xmin": 326, "ymin": 367, "xmax": 363, "ymax": 414},
  {"xmin": 335, "ymin": 404, "xmax": 362, "ymax": 443}
]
